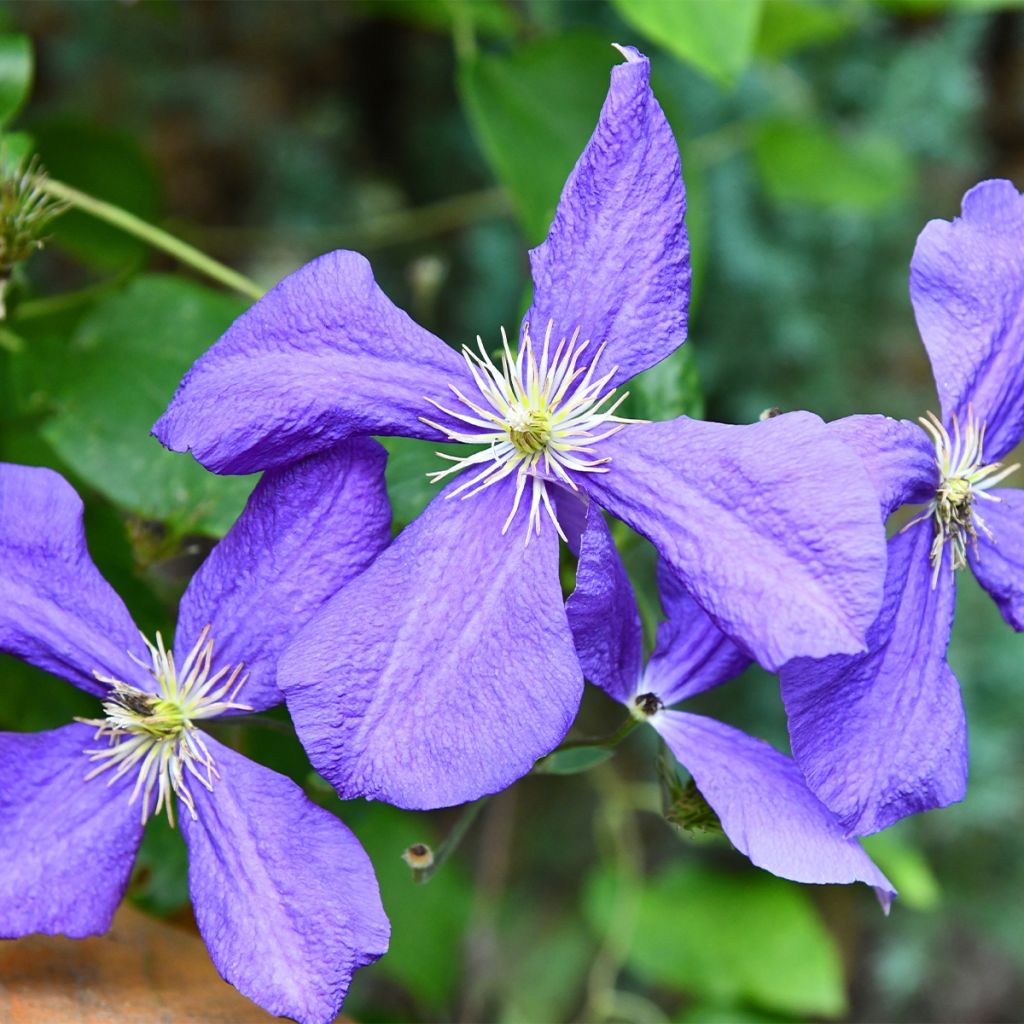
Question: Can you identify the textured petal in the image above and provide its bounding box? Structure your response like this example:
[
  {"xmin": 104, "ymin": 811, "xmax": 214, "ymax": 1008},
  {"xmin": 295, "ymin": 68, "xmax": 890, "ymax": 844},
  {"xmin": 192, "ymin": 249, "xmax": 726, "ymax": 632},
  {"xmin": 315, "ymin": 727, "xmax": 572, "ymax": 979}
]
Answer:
[
  {"xmin": 643, "ymin": 561, "xmax": 751, "ymax": 705},
  {"xmin": 585, "ymin": 412, "xmax": 887, "ymax": 670},
  {"xmin": 780, "ymin": 523, "xmax": 966, "ymax": 836},
  {"xmin": 0, "ymin": 723, "xmax": 143, "ymax": 938},
  {"xmin": 279, "ymin": 477, "xmax": 584, "ymax": 809},
  {"xmin": 526, "ymin": 45, "xmax": 689, "ymax": 387},
  {"xmin": 0, "ymin": 464, "xmax": 147, "ymax": 697},
  {"xmin": 911, "ymin": 179, "xmax": 1024, "ymax": 459},
  {"xmin": 154, "ymin": 250, "xmax": 472, "ymax": 474},
  {"xmin": 182, "ymin": 737, "xmax": 388, "ymax": 1024},
  {"xmin": 175, "ymin": 439, "xmax": 392, "ymax": 712},
  {"xmin": 565, "ymin": 502, "xmax": 643, "ymax": 703},
  {"xmin": 968, "ymin": 486, "xmax": 1024, "ymax": 631},
  {"xmin": 652, "ymin": 711, "xmax": 894, "ymax": 904},
  {"xmin": 828, "ymin": 415, "xmax": 937, "ymax": 518}
]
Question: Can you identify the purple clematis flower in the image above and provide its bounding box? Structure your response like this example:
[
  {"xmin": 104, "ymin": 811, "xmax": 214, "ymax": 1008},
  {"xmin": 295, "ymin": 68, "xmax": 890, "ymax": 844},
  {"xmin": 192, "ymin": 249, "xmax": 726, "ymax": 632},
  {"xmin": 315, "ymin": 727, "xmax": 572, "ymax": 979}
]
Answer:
[
  {"xmin": 566, "ymin": 503, "xmax": 895, "ymax": 906},
  {"xmin": 154, "ymin": 46, "xmax": 886, "ymax": 810},
  {"xmin": 0, "ymin": 442, "xmax": 392, "ymax": 1024},
  {"xmin": 780, "ymin": 179, "xmax": 1024, "ymax": 837}
]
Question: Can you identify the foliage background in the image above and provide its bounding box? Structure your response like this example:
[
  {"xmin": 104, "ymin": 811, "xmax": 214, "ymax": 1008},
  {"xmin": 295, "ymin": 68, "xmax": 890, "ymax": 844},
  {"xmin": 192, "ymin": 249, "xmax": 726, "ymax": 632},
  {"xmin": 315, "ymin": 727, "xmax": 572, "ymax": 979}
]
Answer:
[{"xmin": 1, "ymin": 1, "xmax": 1022, "ymax": 1021}]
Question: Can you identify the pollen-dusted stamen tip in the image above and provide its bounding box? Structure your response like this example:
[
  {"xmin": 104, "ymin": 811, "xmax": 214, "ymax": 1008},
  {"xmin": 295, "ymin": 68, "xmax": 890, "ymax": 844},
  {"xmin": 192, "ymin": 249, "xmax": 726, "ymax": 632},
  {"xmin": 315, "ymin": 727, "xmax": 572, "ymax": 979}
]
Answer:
[
  {"xmin": 402, "ymin": 843, "xmax": 435, "ymax": 871},
  {"xmin": 908, "ymin": 405, "xmax": 1021, "ymax": 587},
  {"xmin": 631, "ymin": 692, "xmax": 663, "ymax": 721},
  {"xmin": 420, "ymin": 320, "xmax": 645, "ymax": 541},
  {"xmin": 78, "ymin": 629, "xmax": 251, "ymax": 827}
]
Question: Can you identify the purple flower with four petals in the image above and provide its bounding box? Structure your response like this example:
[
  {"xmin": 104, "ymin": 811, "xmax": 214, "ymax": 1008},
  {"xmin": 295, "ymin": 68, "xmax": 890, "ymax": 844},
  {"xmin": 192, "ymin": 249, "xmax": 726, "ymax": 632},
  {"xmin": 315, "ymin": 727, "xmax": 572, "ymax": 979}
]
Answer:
[
  {"xmin": 0, "ymin": 442, "xmax": 393, "ymax": 1024},
  {"xmin": 780, "ymin": 179, "xmax": 1024, "ymax": 837},
  {"xmin": 154, "ymin": 46, "xmax": 887, "ymax": 810},
  {"xmin": 566, "ymin": 505, "xmax": 895, "ymax": 907}
]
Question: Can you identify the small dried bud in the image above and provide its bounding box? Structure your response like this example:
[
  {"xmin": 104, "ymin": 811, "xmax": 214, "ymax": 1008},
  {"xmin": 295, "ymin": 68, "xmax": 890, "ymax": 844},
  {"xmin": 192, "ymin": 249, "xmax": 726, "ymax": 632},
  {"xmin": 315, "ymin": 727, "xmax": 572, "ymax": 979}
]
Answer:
[
  {"xmin": 665, "ymin": 778, "xmax": 723, "ymax": 835},
  {"xmin": 758, "ymin": 406, "xmax": 782, "ymax": 421},
  {"xmin": 402, "ymin": 843, "xmax": 434, "ymax": 871}
]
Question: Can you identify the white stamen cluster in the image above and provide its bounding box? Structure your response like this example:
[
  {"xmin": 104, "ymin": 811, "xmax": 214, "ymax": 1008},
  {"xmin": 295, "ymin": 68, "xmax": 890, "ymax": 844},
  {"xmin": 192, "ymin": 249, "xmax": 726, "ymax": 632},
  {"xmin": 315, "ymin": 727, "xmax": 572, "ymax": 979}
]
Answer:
[
  {"xmin": 78, "ymin": 626, "xmax": 250, "ymax": 826},
  {"xmin": 908, "ymin": 408, "xmax": 1019, "ymax": 587},
  {"xmin": 421, "ymin": 321, "xmax": 637, "ymax": 540}
]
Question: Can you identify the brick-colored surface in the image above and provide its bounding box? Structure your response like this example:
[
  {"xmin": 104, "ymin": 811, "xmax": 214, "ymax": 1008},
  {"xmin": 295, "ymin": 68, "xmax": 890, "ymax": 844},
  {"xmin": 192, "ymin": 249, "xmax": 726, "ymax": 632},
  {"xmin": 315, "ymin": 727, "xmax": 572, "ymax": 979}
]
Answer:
[{"xmin": 0, "ymin": 904, "xmax": 276, "ymax": 1023}]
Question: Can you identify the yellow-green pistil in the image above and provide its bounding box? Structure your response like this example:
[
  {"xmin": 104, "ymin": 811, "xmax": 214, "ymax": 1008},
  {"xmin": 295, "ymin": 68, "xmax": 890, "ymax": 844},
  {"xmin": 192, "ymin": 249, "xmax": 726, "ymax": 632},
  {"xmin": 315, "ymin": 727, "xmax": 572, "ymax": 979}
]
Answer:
[
  {"xmin": 78, "ymin": 626, "xmax": 249, "ymax": 826},
  {"xmin": 421, "ymin": 320, "xmax": 640, "ymax": 541},
  {"xmin": 909, "ymin": 408, "xmax": 1019, "ymax": 586}
]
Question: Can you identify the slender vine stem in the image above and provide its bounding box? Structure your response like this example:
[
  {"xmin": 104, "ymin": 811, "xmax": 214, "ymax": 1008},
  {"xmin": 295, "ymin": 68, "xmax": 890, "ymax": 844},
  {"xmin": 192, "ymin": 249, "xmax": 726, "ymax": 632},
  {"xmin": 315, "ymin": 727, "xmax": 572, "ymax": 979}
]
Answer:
[
  {"xmin": 408, "ymin": 797, "xmax": 488, "ymax": 884},
  {"xmin": 37, "ymin": 178, "xmax": 265, "ymax": 302},
  {"xmin": 555, "ymin": 715, "xmax": 639, "ymax": 752}
]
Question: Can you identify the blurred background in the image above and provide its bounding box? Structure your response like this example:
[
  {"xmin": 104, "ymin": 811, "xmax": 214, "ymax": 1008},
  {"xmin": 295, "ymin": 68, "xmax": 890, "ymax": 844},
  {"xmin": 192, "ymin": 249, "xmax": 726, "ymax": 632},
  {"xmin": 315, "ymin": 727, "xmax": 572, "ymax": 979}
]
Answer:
[{"xmin": 0, "ymin": 1, "xmax": 1022, "ymax": 1021}]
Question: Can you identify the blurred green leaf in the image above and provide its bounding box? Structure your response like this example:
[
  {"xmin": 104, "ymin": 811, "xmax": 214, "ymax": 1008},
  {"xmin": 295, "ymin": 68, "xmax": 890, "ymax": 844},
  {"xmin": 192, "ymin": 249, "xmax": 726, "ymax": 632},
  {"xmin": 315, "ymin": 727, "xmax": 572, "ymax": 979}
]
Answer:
[
  {"xmin": 586, "ymin": 862, "xmax": 847, "ymax": 1017},
  {"xmin": 535, "ymin": 745, "xmax": 615, "ymax": 775},
  {"xmin": 33, "ymin": 119, "xmax": 161, "ymax": 270},
  {"xmin": 0, "ymin": 34, "xmax": 32, "ymax": 128},
  {"xmin": 131, "ymin": 817, "xmax": 190, "ymax": 916},
  {"xmin": 361, "ymin": 0, "xmax": 519, "ymax": 38},
  {"xmin": 347, "ymin": 803, "xmax": 473, "ymax": 1009},
  {"xmin": 756, "ymin": 0, "xmax": 859, "ymax": 59},
  {"xmin": 0, "ymin": 129, "xmax": 34, "ymax": 168},
  {"xmin": 497, "ymin": 914, "xmax": 592, "ymax": 1023},
  {"xmin": 459, "ymin": 31, "xmax": 614, "ymax": 243},
  {"xmin": 627, "ymin": 342, "xmax": 704, "ymax": 422},
  {"xmin": 0, "ymin": 655, "xmax": 97, "ymax": 732},
  {"xmin": 382, "ymin": 435, "xmax": 461, "ymax": 528},
  {"xmin": 754, "ymin": 118, "xmax": 914, "ymax": 211},
  {"xmin": 612, "ymin": 0, "xmax": 763, "ymax": 88},
  {"xmin": 862, "ymin": 827, "xmax": 941, "ymax": 912},
  {"xmin": 37, "ymin": 275, "xmax": 255, "ymax": 537}
]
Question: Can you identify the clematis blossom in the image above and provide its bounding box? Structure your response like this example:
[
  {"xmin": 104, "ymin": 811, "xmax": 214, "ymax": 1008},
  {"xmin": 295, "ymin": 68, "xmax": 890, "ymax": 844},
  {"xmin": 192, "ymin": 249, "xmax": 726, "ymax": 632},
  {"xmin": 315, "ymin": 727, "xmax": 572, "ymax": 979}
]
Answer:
[
  {"xmin": 780, "ymin": 179, "xmax": 1024, "ymax": 836},
  {"xmin": 0, "ymin": 443, "xmax": 392, "ymax": 1024},
  {"xmin": 566, "ymin": 504, "xmax": 895, "ymax": 907},
  {"xmin": 155, "ymin": 46, "xmax": 887, "ymax": 810}
]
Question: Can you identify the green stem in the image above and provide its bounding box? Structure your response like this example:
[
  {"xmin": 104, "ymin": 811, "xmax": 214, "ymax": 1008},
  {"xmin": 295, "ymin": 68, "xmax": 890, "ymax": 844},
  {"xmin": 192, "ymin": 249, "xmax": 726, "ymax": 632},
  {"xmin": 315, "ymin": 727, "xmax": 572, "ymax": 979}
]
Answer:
[
  {"xmin": 410, "ymin": 797, "xmax": 488, "ymax": 884},
  {"xmin": 556, "ymin": 715, "xmax": 639, "ymax": 752},
  {"xmin": 38, "ymin": 178, "xmax": 265, "ymax": 302}
]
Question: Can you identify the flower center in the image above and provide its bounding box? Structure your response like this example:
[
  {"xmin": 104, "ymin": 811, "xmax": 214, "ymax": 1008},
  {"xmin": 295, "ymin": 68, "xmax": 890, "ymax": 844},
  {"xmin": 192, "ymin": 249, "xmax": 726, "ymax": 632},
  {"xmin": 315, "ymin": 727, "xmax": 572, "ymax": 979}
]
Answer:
[
  {"xmin": 77, "ymin": 626, "xmax": 250, "ymax": 826},
  {"xmin": 909, "ymin": 408, "xmax": 1019, "ymax": 586},
  {"xmin": 420, "ymin": 320, "xmax": 638, "ymax": 541},
  {"xmin": 630, "ymin": 692, "xmax": 664, "ymax": 721}
]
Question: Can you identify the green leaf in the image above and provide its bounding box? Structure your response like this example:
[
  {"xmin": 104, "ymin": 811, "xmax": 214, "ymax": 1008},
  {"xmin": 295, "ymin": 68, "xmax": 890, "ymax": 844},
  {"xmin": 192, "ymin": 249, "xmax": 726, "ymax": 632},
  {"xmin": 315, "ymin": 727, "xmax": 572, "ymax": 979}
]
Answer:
[
  {"xmin": 0, "ymin": 34, "xmax": 32, "ymax": 128},
  {"xmin": 754, "ymin": 118, "xmax": 914, "ymax": 212},
  {"xmin": 33, "ymin": 119, "xmax": 161, "ymax": 270},
  {"xmin": 861, "ymin": 827, "xmax": 941, "ymax": 912},
  {"xmin": 612, "ymin": 0, "xmax": 763, "ymax": 88},
  {"xmin": 534, "ymin": 745, "xmax": 615, "ymax": 775},
  {"xmin": 756, "ymin": 0, "xmax": 859, "ymax": 60},
  {"xmin": 37, "ymin": 275, "xmax": 255, "ymax": 537},
  {"xmin": 459, "ymin": 31, "xmax": 616, "ymax": 244},
  {"xmin": 585, "ymin": 862, "xmax": 847, "ymax": 1017},
  {"xmin": 627, "ymin": 342, "xmax": 704, "ymax": 422}
]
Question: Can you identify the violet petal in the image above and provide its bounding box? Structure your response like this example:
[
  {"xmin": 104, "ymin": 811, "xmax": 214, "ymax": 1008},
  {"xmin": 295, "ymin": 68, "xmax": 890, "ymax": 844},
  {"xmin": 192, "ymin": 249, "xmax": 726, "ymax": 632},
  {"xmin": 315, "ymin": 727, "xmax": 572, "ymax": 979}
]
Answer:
[
  {"xmin": 0, "ymin": 723, "xmax": 143, "ymax": 938},
  {"xmin": 565, "ymin": 501, "xmax": 644, "ymax": 703},
  {"xmin": 968, "ymin": 486, "xmax": 1024, "ymax": 631},
  {"xmin": 175, "ymin": 439, "xmax": 392, "ymax": 712},
  {"xmin": 153, "ymin": 250, "xmax": 472, "ymax": 474},
  {"xmin": 182, "ymin": 736, "xmax": 389, "ymax": 1024},
  {"xmin": 278, "ymin": 476, "xmax": 584, "ymax": 809},
  {"xmin": 526, "ymin": 45, "xmax": 689, "ymax": 388},
  {"xmin": 585, "ymin": 412, "xmax": 886, "ymax": 669},
  {"xmin": 652, "ymin": 710, "xmax": 895, "ymax": 905},
  {"xmin": 911, "ymin": 179, "xmax": 1024, "ymax": 460},
  {"xmin": 0, "ymin": 463, "xmax": 148, "ymax": 697},
  {"xmin": 780, "ymin": 523, "xmax": 967, "ymax": 836}
]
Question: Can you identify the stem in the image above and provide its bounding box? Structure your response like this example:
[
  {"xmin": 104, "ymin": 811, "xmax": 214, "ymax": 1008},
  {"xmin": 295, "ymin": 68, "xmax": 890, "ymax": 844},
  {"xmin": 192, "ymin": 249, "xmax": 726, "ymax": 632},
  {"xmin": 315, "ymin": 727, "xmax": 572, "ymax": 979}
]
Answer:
[
  {"xmin": 38, "ymin": 178, "xmax": 265, "ymax": 302},
  {"xmin": 410, "ymin": 797, "xmax": 488, "ymax": 884},
  {"xmin": 556, "ymin": 715, "xmax": 639, "ymax": 752}
]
